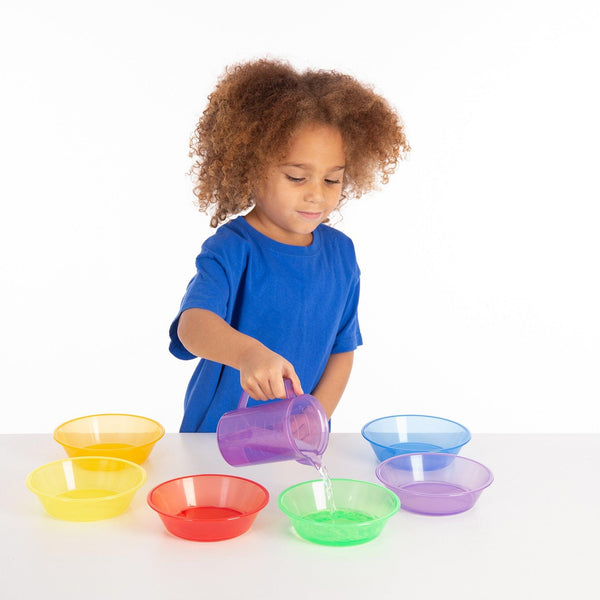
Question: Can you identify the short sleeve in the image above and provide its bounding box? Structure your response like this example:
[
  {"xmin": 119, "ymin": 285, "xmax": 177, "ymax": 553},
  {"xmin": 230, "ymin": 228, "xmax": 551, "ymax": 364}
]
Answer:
[
  {"xmin": 331, "ymin": 264, "xmax": 362, "ymax": 354},
  {"xmin": 167, "ymin": 219, "xmax": 250, "ymax": 363},
  {"xmin": 168, "ymin": 252, "xmax": 231, "ymax": 359}
]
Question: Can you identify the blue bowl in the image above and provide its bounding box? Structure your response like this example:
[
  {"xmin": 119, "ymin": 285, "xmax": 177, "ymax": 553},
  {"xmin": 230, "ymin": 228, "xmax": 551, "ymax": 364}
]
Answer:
[{"xmin": 361, "ymin": 415, "xmax": 471, "ymax": 462}]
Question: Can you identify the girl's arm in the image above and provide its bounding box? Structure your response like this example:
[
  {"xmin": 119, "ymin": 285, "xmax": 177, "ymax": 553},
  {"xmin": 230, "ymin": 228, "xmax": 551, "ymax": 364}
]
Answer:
[
  {"xmin": 311, "ymin": 351, "xmax": 354, "ymax": 419},
  {"xmin": 177, "ymin": 308, "xmax": 303, "ymax": 401}
]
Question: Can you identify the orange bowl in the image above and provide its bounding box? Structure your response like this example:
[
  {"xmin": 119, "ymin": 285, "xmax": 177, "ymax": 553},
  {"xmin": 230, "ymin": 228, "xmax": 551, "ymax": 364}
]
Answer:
[{"xmin": 53, "ymin": 414, "xmax": 165, "ymax": 464}]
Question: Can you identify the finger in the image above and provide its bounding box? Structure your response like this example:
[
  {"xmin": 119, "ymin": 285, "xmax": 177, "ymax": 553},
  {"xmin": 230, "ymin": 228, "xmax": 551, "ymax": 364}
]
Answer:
[
  {"xmin": 242, "ymin": 377, "xmax": 269, "ymax": 402},
  {"xmin": 282, "ymin": 365, "xmax": 304, "ymax": 396},
  {"xmin": 270, "ymin": 376, "xmax": 287, "ymax": 400},
  {"xmin": 256, "ymin": 381, "xmax": 273, "ymax": 401}
]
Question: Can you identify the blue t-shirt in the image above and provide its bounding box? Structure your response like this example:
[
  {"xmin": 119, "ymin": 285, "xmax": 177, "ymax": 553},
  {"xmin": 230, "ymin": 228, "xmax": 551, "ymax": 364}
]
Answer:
[{"xmin": 169, "ymin": 216, "xmax": 362, "ymax": 432}]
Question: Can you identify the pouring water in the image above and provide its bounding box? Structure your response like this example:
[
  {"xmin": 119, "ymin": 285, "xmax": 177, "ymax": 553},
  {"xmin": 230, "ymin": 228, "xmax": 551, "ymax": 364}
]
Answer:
[{"xmin": 301, "ymin": 451, "xmax": 337, "ymax": 514}]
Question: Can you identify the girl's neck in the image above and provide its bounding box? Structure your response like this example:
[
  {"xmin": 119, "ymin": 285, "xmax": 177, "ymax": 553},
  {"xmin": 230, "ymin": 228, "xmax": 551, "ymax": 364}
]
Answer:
[{"xmin": 243, "ymin": 210, "xmax": 314, "ymax": 247}]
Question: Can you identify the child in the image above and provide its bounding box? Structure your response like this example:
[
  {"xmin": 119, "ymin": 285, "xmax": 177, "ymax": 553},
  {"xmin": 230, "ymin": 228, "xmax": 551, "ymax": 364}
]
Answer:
[{"xmin": 169, "ymin": 59, "xmax": 410, "ymax": 432}]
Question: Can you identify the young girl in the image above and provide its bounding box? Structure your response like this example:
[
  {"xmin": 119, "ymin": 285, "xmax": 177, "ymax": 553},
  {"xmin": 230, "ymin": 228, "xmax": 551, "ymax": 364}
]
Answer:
[{"xmin": 169, "ymin": 59, "xmax": 410, "ymax": 432}]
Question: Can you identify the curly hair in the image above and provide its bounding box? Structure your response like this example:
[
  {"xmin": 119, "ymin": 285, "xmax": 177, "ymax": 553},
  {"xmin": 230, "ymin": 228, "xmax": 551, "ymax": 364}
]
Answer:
[{"xmin": 190, "ymin": 58, "xmax": 410, "ymax": 227}]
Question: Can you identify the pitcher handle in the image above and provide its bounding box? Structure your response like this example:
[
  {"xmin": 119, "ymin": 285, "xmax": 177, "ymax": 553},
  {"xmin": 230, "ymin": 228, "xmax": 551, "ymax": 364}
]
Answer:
[{"xmin": 238, "ymin": 378, "xmax": 297, "ymax": 409}]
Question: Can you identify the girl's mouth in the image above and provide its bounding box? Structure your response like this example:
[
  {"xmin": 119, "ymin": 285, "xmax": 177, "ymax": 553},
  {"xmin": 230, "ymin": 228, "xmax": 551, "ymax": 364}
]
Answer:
[{"xmin": 297, "ymin": 211, "xmax": 322, "ymax": 221}]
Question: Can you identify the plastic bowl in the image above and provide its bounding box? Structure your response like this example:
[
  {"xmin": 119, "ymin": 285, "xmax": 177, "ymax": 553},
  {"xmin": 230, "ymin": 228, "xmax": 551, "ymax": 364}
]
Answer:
[
  {"xmin": 376, "ymin": 453, "xmax": 493, "ymax": 515},
  {"xmin": 53, "ymin": 413, "xmax": 165, "ymax": 464},
  {"xmin": 278, "ymin": 478, "xmax": 399, "ymax": 546},
  {"xmin": 26, "ymin": 456, "xmax": 147, "ymax": 521},
  {"xmin": 362, "ymin": 414, "xmax": 471, "ymax": 462},
  {"xmin": 147, "ymin": 474, "xmax": 269, "ymax": 541}
]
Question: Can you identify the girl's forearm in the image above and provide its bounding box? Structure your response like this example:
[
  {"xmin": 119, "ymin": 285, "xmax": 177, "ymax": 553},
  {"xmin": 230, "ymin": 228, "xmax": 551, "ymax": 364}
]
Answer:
[
  {"xmin": 311, "ymin": 351, "xmax": 354, "ymax": 419},
  {"xmin": 177, "ymin": 308, "xmax": 260, "ymax": 369},
  {"xmin": 177, "ymin": 308, "xmax": 303, "ymax": 400}
]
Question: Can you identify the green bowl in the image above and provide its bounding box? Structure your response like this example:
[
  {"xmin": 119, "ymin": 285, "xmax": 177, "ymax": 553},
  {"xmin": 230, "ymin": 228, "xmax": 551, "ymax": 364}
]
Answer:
[{"xmin": 278, "ymin": 478, "xmax": 399, "ymax": 546}]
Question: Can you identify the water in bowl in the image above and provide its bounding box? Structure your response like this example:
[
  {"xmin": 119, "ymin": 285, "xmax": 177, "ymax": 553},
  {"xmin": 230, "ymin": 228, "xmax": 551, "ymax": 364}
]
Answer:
[
  {"xmin": 58, "ymin": 489, "xmax": 115, "ymax": 500},
  {"xmin": 85, "ymin": 443, "xmax": 135, "ymax": 451},
  {"xmin": 399, "ymin": 481, "xmax": 474, "ymax": 515},
  {"xmin": 295, "ymin": 470, "xmax": 377, "ymax": 544},
  {"xmin": 177, "ymin": 506, "xmax": 243, "ymax": 519},
  {"xmin": 403, "ymin": 481, "xmax": 468, "ymax": 494},
  {"xmin": 390, "ymin": 441, "xmax": 443, "ymax": 453},
  {"xmin": 300, "ymin": 508, "xmax": 375, "ymax": 546},
  {"xmin": 303, "ymin": 508, "xmax": 374, "ymax": 524}
]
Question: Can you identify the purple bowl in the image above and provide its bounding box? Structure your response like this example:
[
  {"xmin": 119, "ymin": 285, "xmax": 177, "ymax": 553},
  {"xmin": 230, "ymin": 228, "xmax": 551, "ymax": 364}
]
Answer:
[{"xmin": 376, "ymin": 453, "xmax": 493, "ymax": 516}]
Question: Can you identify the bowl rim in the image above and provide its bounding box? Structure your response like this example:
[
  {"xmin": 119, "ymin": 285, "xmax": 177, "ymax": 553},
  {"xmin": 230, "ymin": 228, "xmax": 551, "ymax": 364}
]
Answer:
[
  {"xmin": 277, "ymin": 478, "xmax": 400, "ymax": 523},
  {"xmin": 25, "ymin": 456, "xmax": 147, "ymax": 501},
  {"xmin": 376, "ymin": 452, "xmax": 494, "ymax": 496},
  {"xmin": 361, "ymin": 414, "xmax": 471, "ymax": 453},
  {"xmin": 147, "ymin": 473, "xmax": 270, "ymax": 521},
  {"xmin": 53, "ymin": 413, "xmax": 166, "ymax": 450}
]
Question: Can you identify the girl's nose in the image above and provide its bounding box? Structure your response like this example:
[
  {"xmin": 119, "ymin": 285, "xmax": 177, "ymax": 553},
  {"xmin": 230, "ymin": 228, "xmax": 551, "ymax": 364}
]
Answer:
[{"xmin": 305, "ymin": 181, "xmax": 325, "ymax": 203}]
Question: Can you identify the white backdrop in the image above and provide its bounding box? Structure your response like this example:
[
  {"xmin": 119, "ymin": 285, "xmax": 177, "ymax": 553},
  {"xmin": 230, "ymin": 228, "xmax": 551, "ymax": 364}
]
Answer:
[{"xmin": 2, "ymin": 0, "xmax": 598, "ymax": 433}]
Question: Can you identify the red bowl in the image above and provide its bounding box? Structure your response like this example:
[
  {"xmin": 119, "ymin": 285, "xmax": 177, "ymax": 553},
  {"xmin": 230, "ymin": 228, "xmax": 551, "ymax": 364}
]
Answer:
[{"xmin": 147, "ymin": 474, "xmax": 269, "ymax": 541}]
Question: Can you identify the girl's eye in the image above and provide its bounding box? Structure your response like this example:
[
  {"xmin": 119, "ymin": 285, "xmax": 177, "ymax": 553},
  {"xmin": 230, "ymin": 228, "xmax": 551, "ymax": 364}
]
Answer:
[{"xmin": 285, "ymin": 175, "xmax": 341, "ymax": 185}]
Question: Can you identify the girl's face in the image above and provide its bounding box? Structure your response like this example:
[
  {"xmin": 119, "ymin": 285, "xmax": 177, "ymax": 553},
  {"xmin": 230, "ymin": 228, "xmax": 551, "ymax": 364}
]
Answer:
[{"xmin": 246, "ymin": 122, "xmax": 345, "ymax": 246}]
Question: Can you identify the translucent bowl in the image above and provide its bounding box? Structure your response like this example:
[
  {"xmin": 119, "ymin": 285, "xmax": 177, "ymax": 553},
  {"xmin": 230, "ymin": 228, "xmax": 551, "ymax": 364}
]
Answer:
[
  {"xmin": 278, "ymin": 479, "xmax": 399, "ymax": 546},
  {"xmin": 376, "ymin": 453, "xmax": 493, "ymax": 515},
  {"xmin": 53, "ymin": 413, "xmax": 165, "ymax": 464},
  {"xmin": 26, "ymin": 457, "xmax": 147, "ymax": 521},
  {"xmin": 362, "ymin": 414, "xmax": 471, "ymax": 462},
  {"xmin": 147, "ymin": 474, "xmax": 269, "ymax": 542}
]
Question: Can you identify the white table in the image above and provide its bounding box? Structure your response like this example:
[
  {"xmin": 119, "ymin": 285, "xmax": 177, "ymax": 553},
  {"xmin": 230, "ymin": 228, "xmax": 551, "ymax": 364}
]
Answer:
[{"xmin": 2, "ymin": 433, "xmax": 598, "ymax": 599}]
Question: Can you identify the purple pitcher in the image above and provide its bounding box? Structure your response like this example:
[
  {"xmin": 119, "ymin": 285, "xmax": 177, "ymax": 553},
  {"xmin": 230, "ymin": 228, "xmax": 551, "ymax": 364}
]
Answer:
[{"xmin": 217, "ymin": 379, "xmax": 329, "ymax": 467}]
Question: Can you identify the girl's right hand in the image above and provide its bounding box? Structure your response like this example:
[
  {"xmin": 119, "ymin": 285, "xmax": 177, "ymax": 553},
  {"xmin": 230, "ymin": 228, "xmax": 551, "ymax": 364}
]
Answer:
[{"xmin": 238, "ymin": 343, "xmax": 303, "ymax": 401}]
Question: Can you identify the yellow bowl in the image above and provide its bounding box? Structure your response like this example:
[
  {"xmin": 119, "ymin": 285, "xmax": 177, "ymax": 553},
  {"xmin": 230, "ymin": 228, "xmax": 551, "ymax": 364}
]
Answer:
[
  {"xmin": 53, "ymin": 414, "xmax": 165, "ymax": 464},
  {"xmin": 26, "ymin": 456, "xmax": 147, "ymax": 521}
]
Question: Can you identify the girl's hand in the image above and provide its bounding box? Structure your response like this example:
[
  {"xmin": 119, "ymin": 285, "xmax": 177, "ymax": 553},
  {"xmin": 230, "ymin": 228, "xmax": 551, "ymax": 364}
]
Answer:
[{"xmin": 238, "ymin": 343, "xmax": 303, "ymax": 401}]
